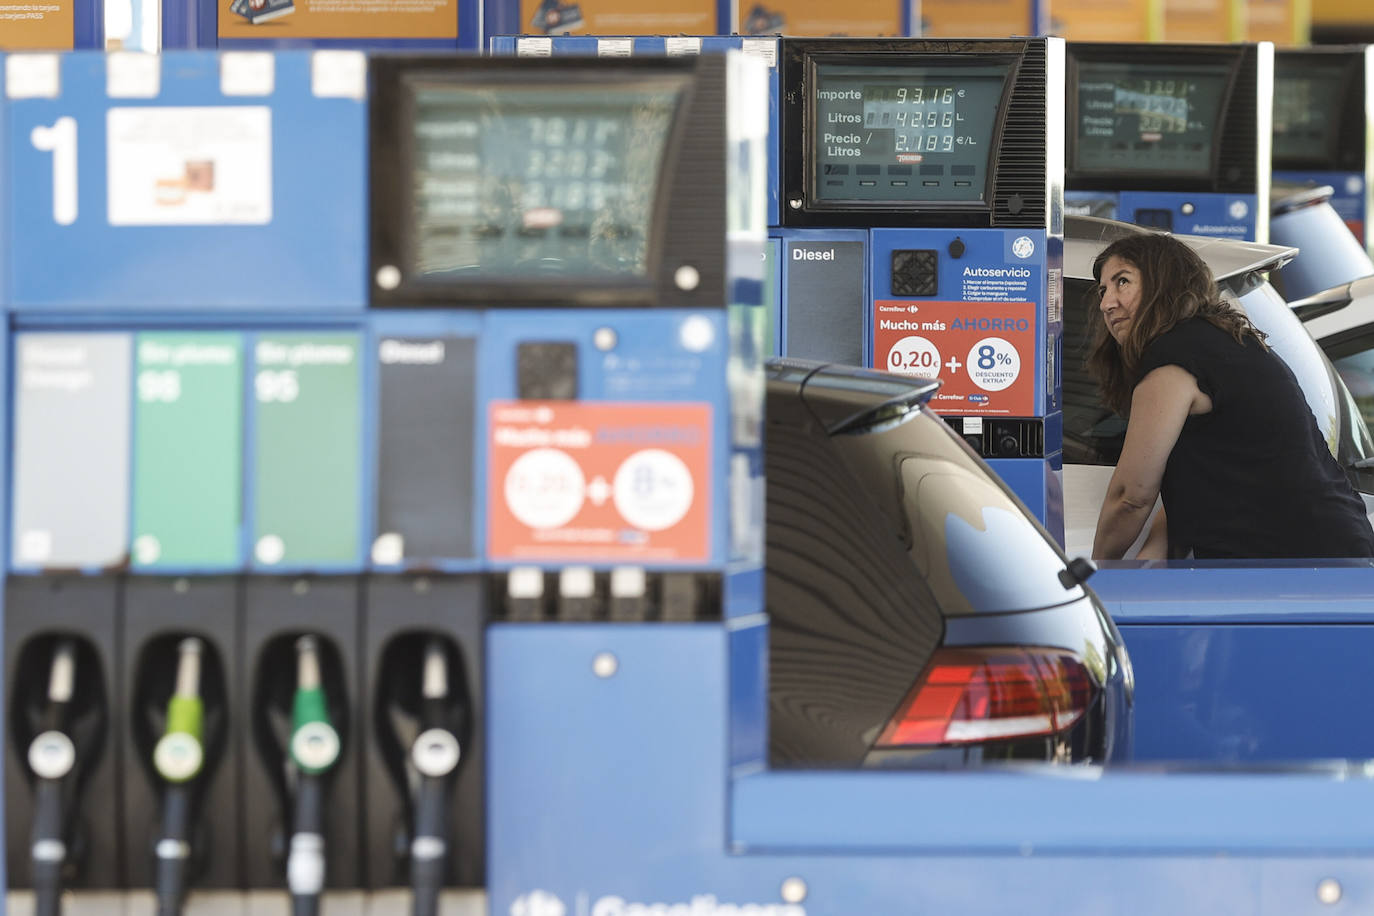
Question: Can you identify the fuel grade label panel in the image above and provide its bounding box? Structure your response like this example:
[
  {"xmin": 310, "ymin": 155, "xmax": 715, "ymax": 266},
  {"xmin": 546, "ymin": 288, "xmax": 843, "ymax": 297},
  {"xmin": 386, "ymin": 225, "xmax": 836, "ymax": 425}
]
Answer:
[
  {"xmin": 488, "ymin": 401, "xmax": 710, "ymax": 563},
  {"xmin": 873, "ymin": 299, "xmax": 1036, "ymax": 416}
]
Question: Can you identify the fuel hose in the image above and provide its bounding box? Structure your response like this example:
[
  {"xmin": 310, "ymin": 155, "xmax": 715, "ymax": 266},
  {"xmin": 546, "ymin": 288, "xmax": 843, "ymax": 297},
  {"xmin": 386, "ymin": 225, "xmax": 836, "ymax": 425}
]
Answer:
[
  {"xmin": 409, "ymin": 639, "xmax": 462, "ymax": 916},
  {"xmin": 287, "ymin": 636, "xmax": 341, "ymax": 916},
  {"xmin": 29, "ymin": 641, "xmax": 77, "ymax": 916},
  {"xmin": 152, "ymin": 638, "xmax": 206, "ymax": 916}
]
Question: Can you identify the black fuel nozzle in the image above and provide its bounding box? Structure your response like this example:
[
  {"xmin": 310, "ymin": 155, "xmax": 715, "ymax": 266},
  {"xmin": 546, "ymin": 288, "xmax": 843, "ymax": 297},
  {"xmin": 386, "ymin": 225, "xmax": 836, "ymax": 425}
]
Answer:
[
  {"xmin": 408, "ymin": 639, "xmax": 462, "ymax": 916},
  {"xmin": 29, "ymin": 640, "xmax": 77, "ymax": 916},
  {"xmin": 286, "ymin": 636, "xmax": 340, "ymax": 916},
  {"xmin": 152, "ymin": 638, "xmax": 206, "ymax": 916}
]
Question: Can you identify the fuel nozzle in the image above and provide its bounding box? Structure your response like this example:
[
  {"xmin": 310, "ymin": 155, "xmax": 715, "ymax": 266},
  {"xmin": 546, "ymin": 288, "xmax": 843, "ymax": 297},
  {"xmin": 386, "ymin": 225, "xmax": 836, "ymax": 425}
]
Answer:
[
  {"xmin": 151, "ymin": 638, "xmax": 206, "ymax": 916},
  {"xmin": 286, "ymin": 636, "xmax": 340, "ymax": 916},
  {"xmin": 29, "ymin": 640, "xmax": 78, "ymax": 916},
  {"xmin": 409, "ymin": 639, "xmax": 462, "ymax": 916}
]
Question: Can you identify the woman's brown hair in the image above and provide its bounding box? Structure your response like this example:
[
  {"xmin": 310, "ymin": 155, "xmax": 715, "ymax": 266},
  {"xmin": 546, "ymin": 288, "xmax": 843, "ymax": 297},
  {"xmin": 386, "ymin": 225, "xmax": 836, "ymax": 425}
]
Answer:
[{"xmin": 1086, "ymin": 232, "xmax": 1266, "ymax": 414}]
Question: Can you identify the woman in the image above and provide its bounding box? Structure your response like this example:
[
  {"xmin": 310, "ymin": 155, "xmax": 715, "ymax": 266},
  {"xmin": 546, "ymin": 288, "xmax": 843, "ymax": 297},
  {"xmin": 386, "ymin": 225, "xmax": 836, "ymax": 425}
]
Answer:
[{"xmin": 1088, "ymin": 232, "xmax": 1374, "ymax": 560}]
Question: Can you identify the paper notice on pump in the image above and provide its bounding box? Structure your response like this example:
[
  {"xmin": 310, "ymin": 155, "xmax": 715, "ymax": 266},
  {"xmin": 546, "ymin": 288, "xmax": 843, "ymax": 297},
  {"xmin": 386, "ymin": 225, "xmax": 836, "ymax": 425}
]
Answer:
[{"xmin": 107, "ymin": 106, "xmax": 272, "ymax": 226}]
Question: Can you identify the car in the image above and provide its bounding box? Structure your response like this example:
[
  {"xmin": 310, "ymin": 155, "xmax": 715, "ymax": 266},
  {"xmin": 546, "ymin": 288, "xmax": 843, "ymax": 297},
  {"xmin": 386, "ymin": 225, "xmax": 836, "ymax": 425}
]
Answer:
[
  {"xmin": 1061, "ymin": 216, "xmax": 1374, "ymax": 558},
  {"xmin": 764, "ymin": 357, "xmax": 1134, "ymax": 769},
  {"xmin": 1292, "ymin": 275, "xmax": 1374, "ymax": 430},
  {"xmin": 1268, "ymin": 182, "xmax": 1374, "ymax": 303}
]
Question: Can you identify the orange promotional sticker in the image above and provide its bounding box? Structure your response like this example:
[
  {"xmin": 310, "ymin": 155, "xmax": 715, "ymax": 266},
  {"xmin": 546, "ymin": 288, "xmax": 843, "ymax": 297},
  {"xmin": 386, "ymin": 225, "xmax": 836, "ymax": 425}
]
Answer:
[
  {"xmin": 1163, "ymin": 0, "xmax": 1240, "ymax": 40},
  {"xmin": 917, "ymin": 0, "xmax": 1033, "ymax": 36},
  {"xmin": 488, "ymin": 401, "xmax": 712, "ymax": 563},
  {"xmin": 520, "ymin": 0, "xmax": 714, "ymax": 35},
  {"xmin": 0, "ymin": 0, "xmax": 73, "ymax": 49},
  {"xmin": 738, "ymin": 0, "xmax": 903, "ymax": 36},
  {"xmin": 1047, "ymin": 0, "xmax": 1158, "ymax": 40},
  {"xmin": 873, "ymin": 300, "xmax": 1037, "ymax": 416},
  {"xmin": 219, "ymin": 0, "xmax": 457, "ymax": 40}
]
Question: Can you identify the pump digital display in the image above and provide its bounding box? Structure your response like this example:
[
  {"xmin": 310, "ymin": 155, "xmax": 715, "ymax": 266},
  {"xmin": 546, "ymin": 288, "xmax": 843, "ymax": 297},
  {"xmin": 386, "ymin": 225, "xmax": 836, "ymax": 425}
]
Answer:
[
  {"xmin": 1073, "ymin": 63, "xmax": 1230, "ymax": 178},
  {"xmin": 812, "ymin": 63, "xmax": 1009, "ymax": 203},
  {"xmin": 1272, "ymin": 65, "xmax": 1348, "ymax": 165},
  {"xmin": 407, "ymin": 78, "xmax": 684, "ymax": 281}
]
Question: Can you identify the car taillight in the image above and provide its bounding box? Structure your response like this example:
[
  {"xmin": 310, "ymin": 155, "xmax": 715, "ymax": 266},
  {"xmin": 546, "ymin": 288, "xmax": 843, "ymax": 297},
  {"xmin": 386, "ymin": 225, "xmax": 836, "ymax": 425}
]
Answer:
[{"xmin": 874, "ymin": 647, "xmax": 1097, "ymax": 747}]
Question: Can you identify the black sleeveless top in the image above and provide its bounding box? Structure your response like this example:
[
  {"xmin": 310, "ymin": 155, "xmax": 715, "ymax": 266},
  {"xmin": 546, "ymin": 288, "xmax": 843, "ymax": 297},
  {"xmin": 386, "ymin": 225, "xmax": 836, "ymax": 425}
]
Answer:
[{"xmin": 1138, "ymin": 318, "xmax": 1374, "ymax": 559}]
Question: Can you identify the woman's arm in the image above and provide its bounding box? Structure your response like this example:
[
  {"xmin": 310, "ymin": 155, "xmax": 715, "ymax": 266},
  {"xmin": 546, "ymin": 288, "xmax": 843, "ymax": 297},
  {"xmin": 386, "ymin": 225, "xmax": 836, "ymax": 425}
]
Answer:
[
  {"xmin": 1136, "ymin": 504, "xmax": 1169, "ymax": 560},
  {"xmin": 1093, "ymin": 365, "xmax": 1207, "ymax": 559}
]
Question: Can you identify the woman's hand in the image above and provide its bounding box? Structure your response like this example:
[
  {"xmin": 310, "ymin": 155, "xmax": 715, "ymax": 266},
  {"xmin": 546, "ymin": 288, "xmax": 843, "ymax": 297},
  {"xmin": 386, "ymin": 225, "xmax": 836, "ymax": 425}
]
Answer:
[{"xmin": 1092, "ymin": 365, "xmax": 1210, "ymax": 559}]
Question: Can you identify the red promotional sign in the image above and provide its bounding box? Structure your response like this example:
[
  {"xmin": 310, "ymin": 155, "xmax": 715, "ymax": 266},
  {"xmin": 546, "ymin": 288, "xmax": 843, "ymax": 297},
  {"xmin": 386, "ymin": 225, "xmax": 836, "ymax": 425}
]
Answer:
[
  {"xmin": 873, "ymin": 300, "xmax": 1036, "ymax": 416},
  {"xmin": 488, "ymin": 401, "xmax": 711, "ymax": 562}
]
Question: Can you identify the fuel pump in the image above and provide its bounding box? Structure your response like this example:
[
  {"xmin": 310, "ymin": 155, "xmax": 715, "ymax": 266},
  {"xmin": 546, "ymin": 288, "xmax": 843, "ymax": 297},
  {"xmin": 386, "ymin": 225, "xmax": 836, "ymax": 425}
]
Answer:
[
  {"xmin": 285, "ymin": 635, "xmax": 341, "ymax": 916},
  {"xmin": 150, "ymin": 638, "xmax": 206, "ymax": 916},
  {"xmin": 1065, "ymin": 41, "xmax": 1273, "ymax": 242},
  {"xmin": 1268, "ymin": 45, "xmax": 1374, "ymax": 299},
  {"xmin": 28, "ymin": 640, "xmax": 78, "ymax": 916},
  {"xmin": 777, "ymin": 37, "xmax": 1066, "ymax": 537}
]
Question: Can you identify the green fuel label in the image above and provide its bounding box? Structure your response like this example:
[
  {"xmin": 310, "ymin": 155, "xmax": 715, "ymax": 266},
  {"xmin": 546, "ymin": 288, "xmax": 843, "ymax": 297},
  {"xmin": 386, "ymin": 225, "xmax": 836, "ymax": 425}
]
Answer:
[
  {"xmin": 251, "ymin": 333, "xmax": 362, "ymax": 567},
  {"xmin": 132, "ymin": 333, "xmax": 245, "ymax": 569}
]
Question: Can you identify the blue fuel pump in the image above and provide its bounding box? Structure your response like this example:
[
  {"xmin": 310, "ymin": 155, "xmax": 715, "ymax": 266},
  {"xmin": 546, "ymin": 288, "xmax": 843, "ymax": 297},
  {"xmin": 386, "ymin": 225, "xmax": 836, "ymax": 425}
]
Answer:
[{"xmin": 1065, "ymin": 41, "xmax": 1273, "ymax": 243}]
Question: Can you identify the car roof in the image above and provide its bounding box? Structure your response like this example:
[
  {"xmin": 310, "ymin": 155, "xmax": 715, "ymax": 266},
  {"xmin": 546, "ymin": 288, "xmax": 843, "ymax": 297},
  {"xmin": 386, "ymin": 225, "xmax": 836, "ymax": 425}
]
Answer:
[
  {"xmin": 1271, "ymin": 181, "xmax": 1335, "ymax": 216},
  {"xmin": 766, "ymin": 357, "xmax": 941, "ymax": 434},
  {"xmin": 1065, "ymin": 215, "xmax": 1298, "ymax": 284}
]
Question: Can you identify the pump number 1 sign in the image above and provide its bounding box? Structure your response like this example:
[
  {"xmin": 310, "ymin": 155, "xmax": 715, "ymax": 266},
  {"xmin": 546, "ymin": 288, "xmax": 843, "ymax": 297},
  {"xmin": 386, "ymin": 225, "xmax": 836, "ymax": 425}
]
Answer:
[
  {"xmin": 488, "ymin": 402, "xmax": 711, "ymax": 563},
  {"xmin": 873, "ymin": 300, "xmax": 1036, "ymax": 416}
]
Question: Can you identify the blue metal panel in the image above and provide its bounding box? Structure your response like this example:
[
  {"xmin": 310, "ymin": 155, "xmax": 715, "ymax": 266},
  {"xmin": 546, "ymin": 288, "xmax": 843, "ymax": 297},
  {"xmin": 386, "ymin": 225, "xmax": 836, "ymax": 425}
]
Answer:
[
  {"xmin": 1088, "ymin": 564, "xmax": 1374, "ymax": 761},
  {"xmin": 74, "ymin": 0, "xmax": 105, "ymax": 48},
  {"xmin": 3, "ymin": 51, "xmax": 366, "ymax": 310},
  {"xmin": 1092, "ymin": 563, "xmax": 1374, "ymax": 623},
  {"xmin": 487, "ymin": 621, "xmax": 1374, "ymax": 916},
  {"xmin": 869, "ymin": 227, "xmax": 1050, "ymax": 416},
  {"xmin": 1118, "ymin": 191, "xmax": 1259, "ymax": 241},
  {"xmin": 480, "ymin": 309, "xmax": 734, "ymax": 571},
  {"xmin": 1116, "ymin": 622, "xmax": 1374, "ymax": 762}
]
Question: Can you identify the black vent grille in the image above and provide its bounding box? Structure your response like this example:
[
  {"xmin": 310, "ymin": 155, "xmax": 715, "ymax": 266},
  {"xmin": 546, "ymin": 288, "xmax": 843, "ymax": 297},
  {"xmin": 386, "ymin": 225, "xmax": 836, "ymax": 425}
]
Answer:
[
  {"xmin": 1216, "ymin": 45, "xmax": 1259, "ymax": 193},
  {"xmin": 891, "ymin": 250, "xmax": 939, "ymax": 296},
  {"xmin": 992, "ymin": 41, "xmax": 1047, "ymax": 228}
]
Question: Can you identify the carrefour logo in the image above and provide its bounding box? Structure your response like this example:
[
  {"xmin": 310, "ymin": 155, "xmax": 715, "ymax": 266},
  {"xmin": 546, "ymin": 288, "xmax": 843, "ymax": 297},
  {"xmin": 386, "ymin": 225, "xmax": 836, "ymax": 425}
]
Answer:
[
  {"xmin": 512, "ymin": 891, "xmax": 566, "ymax": 916},
  {"xmin": 1011, "ymin": 235, "xmax": 1035, "ymax": 259},
  {"xmin": 512, "ymin": 892, "xmax": 806, "ymax": 916}
]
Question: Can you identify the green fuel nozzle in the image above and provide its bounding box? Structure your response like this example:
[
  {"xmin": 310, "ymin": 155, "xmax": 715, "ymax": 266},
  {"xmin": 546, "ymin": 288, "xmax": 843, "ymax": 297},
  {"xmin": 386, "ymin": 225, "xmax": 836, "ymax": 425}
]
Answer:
[
  {"xmin": 289, "ymin": 636, "xmax": 340, "ymax": 776},
  {"xmin": 153, "ymin": 638, "xmax": 205, "ymax": 784},
  {"xmin": 152, "ymin": 638, "xmax": 208, "ymax": 916},
  {"xmin": 286, "ymin": 636, "xmax": 339, "ymax": 916}
]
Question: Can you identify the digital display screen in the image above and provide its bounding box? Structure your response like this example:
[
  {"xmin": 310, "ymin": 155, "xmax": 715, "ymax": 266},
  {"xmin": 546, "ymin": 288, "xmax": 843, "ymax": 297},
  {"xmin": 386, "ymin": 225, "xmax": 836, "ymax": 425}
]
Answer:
[
  {"xmin": 408, "ymin": 78, "xmax": 685, "ymax": 281},
  {"xmin": 1272, "ymin": 64, "xmax": 1348, "ymax": 165},
  {"xmin": 812, "ymin": 63, "xmax": 1009, "ymax": 203},
  {"xmin": 1073, "ymin": 63, "xmax": 1230, "ymax": 177}
]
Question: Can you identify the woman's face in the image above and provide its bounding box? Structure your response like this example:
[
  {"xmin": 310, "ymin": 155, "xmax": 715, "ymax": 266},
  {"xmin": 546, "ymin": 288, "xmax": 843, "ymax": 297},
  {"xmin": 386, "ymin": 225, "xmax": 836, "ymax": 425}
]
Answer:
[{"xmin": 1097, "ymin": 255, "xmax": 1144, "ymax": 345}]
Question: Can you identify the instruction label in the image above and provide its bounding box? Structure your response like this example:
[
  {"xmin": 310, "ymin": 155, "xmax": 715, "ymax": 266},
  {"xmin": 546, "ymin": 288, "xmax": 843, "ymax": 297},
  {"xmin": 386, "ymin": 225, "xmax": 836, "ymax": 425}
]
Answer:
[
  {"xmin": 132, "ymin": 333, "xmax": 244, "ymax": 569},
  {"xmin": 107, "ymin": 106, "xmax": 272, "ymax": 226},
  {"xmin": 0, "ymin": 0, "xmax": 72, "ymax": 49},
  {"xmin": 488, "ymin": 402, "xmax": 711, "ymax": 562},
  {"xmin": 252, "ymin": 333, "xmax": 361, "ymax": 566},
  {"xmin": 218, "ymin": 0, "xmax": 457, "ymax": 39},
  {"xmin": 873, "ymin": 300, "xmax": 1036, "ymax": 416}
]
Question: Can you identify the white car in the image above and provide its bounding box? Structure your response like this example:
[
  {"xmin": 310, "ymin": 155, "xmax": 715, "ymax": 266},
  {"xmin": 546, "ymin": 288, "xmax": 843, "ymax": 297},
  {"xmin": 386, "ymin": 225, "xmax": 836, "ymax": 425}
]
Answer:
[{"xmin": 1060, "ymin": 216, "xmax": 1374, "ymax": 558}]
